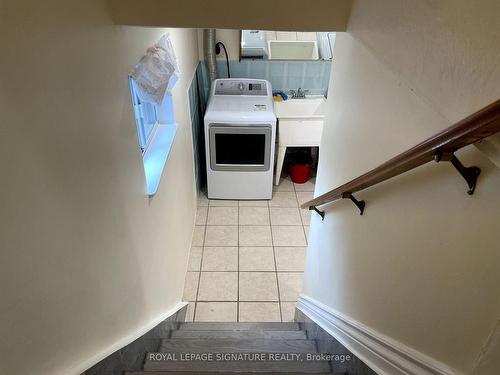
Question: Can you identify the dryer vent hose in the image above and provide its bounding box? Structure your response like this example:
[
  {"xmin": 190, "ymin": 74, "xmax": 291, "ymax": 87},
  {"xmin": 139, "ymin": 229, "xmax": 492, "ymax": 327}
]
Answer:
[{"xmin": 204, "ymin": 29, "xmax": 217, "ymax": 82}]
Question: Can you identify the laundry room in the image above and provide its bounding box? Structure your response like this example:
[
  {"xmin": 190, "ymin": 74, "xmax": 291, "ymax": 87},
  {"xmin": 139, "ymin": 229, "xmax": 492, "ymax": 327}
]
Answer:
[
  {"xmin": 190, "ymin": 29, "xmax": 334, "ymax": 199},
  {"xmin": 181, "ymin": 28, "xmax": 334, "ymax": 322}
]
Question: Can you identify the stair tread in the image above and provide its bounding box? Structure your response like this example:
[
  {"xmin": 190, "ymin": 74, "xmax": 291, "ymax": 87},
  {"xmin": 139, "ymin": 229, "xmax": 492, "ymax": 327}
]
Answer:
[
  {"xmin": 143, "ymin": 354, "xmax": 331, "ymax": 373},
  {"xmin": 159, "ymin": 338, "xmax": 316, "ymax": 353},
  {"xmin": 171, "ymin": 330, "xmax": 307, "ymax": 340},
  {"xmin": 127, "ymin": 373, "xmax": 334, "ymax": 375},
  {"xmin": 178, "ymin": 322, "xmax": 300, "ymax": 331}
]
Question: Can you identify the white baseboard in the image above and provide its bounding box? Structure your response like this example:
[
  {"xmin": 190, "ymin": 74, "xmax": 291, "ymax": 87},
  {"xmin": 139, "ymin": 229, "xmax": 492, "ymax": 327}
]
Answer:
[
  {"xmin": 297, "ymin": 295, "xmax": 462, "ymax": 375},
  {"xmin": 62, "ymin": 301, "xmax": 187, "ymax": 375}
]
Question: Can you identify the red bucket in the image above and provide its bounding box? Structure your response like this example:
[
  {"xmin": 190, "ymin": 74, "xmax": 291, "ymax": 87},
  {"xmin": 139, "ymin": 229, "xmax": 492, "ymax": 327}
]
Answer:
[{"xmin": 289, "ymin": 164, "xmax": 311, "ymax": 184}]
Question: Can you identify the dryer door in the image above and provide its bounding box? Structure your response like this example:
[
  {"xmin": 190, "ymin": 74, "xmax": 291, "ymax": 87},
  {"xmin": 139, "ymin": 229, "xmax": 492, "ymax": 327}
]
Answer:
[{"xmin": 209, "ymin": 124, "xmax": 272, "ymax": 171}]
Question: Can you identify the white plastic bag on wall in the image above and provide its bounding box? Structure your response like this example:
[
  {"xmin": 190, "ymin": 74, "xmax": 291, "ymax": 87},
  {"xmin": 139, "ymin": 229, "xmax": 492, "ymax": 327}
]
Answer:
[{"xmin": 130, "ymin": 34, "xmax": 180, "ymax": 105}]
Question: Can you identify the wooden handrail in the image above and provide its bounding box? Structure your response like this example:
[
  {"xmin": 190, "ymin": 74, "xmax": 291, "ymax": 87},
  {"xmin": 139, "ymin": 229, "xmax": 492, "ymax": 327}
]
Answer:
[{"xmin": 302, "ymin": 99, "xmax": 500, "ymax": 215}]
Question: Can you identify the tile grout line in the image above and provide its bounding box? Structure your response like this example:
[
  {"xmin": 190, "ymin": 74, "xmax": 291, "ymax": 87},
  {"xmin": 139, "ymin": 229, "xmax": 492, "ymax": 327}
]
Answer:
[
  {"xmin": 196, "ymin": 244, "xmax": 304, "ymax": 247},
  {"xmin": 197, "ymin": 300, "xmax": 293, "ymax": 303},
  {"xmin": 196, "ymin": 300, "xmax": 289, "ymax": 303},
  {"xmin": 196, "ymin": 270, "xmax": 303, "ymax": 273},
  {"xmin": 291, "ymin": 179, "xmax": 303, "ymax": 322},
  {"xmin": 293, "ymin": 178, "xmax": 307, "ymax": 321},
  {"xmin": 237, "ymin": 203, "xmax": 240, "ymax": 322},
  {"xmin": 295, "ymin": 182, "xmax": 309, "ymax": 246},
  {"xmin": 268, "ymin": 202, "xmax": 283, "ymax": 323},
  {"xmin": 206, "ymin": 224, "xmax": 307, "ymax": 226},
  {"xmin": 192, "ymin": 206, "xmax": 208, "ymax": 322}
]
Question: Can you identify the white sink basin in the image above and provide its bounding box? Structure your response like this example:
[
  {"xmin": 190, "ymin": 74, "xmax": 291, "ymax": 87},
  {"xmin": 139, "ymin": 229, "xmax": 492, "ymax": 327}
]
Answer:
[
  {"xmin": 274, "ymin": 97, "xmax": 326, "ymax": 119},
  {"xmin": 273, "ymin": 97, "xmax": 327, "ymax": 185},
  {"xmin": 268, "ymin": 40, "xmax": 319, "ymax": 60}
]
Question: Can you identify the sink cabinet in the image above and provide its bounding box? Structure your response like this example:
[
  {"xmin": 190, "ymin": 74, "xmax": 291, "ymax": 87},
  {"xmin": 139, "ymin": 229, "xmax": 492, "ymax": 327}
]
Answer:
[
  {"xmin": 274, "ymin": 98, "xmax": 326, "ymax": 185},
  {"xmin": 278, "ymin": 119, "xmax": 324, "ymax": 146}
]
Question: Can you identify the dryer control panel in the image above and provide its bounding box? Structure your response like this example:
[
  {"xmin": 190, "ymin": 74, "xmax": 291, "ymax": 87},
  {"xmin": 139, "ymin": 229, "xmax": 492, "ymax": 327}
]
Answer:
[{"xmin": 214, "ymin": 79, "xmax": 268, "ymax": 96}]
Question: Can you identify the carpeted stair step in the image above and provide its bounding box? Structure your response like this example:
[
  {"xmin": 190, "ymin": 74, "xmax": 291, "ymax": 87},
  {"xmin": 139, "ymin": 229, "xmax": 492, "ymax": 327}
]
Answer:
[
  {"xmin": 142, "ymin": 353, "xmax": 331, "ymax": 373},
  {"xmin": 170, "ymin": 329, "xmax": 307, "ymax": 340},
  {"xmin": 177, "ymin": 322, "xmax": 301, "ymax": 331},
  {"xmin": 159, "ymin": 338, "xmax": 316, "ymax": 353}
]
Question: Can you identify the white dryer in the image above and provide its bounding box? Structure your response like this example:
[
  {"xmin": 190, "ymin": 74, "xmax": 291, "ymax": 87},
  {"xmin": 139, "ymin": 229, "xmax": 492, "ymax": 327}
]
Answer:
[{"xmin": 204, "ymin": 79, "xmax": 276, "ymax": 200}]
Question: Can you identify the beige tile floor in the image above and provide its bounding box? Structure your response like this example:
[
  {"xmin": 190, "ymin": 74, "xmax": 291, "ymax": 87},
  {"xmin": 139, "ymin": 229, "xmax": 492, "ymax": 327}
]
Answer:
[{"xmin": 184, "ymin": 176, "xmax": 315, "ymax": 322}]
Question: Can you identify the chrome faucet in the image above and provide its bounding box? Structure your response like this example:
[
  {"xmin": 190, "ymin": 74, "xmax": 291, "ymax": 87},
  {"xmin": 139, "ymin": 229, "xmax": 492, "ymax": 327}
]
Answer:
[{"xmin": 289, "ymin": 88, "xmax": 309, "ymax": 99}]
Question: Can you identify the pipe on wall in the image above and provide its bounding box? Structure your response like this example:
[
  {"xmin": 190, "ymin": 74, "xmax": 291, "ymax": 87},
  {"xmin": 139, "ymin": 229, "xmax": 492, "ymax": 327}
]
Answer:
[{"xmin": 204, "ymin": 29, "xmax": 217, "ymax": 82}]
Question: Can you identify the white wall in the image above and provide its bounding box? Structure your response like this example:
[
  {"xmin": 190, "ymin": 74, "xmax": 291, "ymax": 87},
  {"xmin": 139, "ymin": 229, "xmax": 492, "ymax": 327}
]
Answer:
[
  {"xmin": 215, "ymin": 29, "xmax": 241, "ymax": 60},
  {"xmin": 108, "ymin": 0, "xmax": 352, "ymax": 31},
  {"xmin": 205, "ymin": 29, "xmax": 322, "ymax": 61},
  {"xmin": 303, "ymin": 1, "xmax": 500, "ymax": 374},
  {"xmin": 197, "ymin": 29, "xmax": 241, "ymax": 61},
  {"xmin": 0, "ymin": 1, "xmax": 199, "ymax": 374}
]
